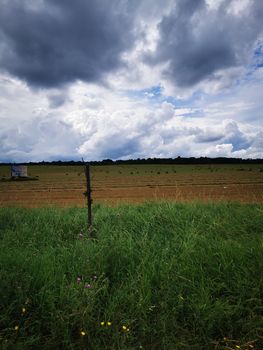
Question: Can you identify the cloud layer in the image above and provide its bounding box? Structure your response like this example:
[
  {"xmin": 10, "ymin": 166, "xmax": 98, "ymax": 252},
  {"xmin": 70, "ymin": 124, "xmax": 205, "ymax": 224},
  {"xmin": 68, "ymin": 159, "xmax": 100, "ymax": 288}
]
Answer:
[
  {"xmin": 0, "ymin": 0, "xmax": 135, "ymax": 87},
  {"xmin": 148, "ymin": 0, "xmax": 263, "ymax": 88},
  {"xmin": 1, "ymin": 77, "xmax": 262, "ymax": 162},
  {"xmin": 0, "ymin": 0, "xmax": 262, "ymax": 162}
]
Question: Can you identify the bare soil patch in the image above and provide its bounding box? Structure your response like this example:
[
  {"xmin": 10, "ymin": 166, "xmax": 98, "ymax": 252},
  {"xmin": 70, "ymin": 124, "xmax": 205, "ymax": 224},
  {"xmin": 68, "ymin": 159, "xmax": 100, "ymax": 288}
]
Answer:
[{"xmin": 0, "ymin": 164, "xmax": 262, "ymax": 207}]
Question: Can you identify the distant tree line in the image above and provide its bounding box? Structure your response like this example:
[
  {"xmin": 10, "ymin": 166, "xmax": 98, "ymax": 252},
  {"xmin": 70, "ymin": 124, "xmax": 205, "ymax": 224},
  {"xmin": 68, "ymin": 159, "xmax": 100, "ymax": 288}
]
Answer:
[{"xmin": 1, "ymin": 157, "xmax": 263, "ymax": 166}]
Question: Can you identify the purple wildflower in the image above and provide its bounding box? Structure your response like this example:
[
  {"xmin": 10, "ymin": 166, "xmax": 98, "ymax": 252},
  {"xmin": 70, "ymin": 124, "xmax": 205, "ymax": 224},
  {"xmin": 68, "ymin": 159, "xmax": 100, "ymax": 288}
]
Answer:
[{"xmin": 84, "ymin": 283, "xmax": 92, "ymax": 289}]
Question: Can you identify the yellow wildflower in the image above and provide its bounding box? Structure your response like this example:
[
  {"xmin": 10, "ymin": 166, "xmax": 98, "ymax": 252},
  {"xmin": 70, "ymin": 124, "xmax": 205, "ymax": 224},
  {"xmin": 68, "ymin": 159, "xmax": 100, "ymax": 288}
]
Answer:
[
  {"xmin": 14, "ymin": 325, "xmax": 19, "ymax": 331},
  {"xmin": 80, "ymin": 331, "xmax": 86, "ymax": 336},
  {"xmin": 100, "ymin": 321, "xmax": 105, "ymax": 326},
  {"xmin": 107, "ymin": 321, "xmax": 112, "ymax": 326},
  {"xmin": 22, "ymin": 307, "xmax": 26, "ymax": 314},
  {"xmin": 235, "ymin": 346, "xmax": 240, "ymax": 349},
  {"xmin": 122, "ymin": 325, "xmax": 129, "ymax": 332}
]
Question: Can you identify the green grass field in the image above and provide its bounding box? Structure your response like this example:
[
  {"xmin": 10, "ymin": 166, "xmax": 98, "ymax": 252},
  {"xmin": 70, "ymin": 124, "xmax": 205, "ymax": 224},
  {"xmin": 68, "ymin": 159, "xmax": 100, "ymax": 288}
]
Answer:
[{"xmin": 1, "ymin": 202, "xmax": 263, "ymax": 349}]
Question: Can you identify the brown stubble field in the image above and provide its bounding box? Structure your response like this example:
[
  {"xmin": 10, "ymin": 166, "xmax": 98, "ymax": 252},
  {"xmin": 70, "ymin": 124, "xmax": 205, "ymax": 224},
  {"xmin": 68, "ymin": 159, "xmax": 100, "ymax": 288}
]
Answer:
[{"xmin": 0, "ymin": 163, "xmax": 263, "ymax": 207}]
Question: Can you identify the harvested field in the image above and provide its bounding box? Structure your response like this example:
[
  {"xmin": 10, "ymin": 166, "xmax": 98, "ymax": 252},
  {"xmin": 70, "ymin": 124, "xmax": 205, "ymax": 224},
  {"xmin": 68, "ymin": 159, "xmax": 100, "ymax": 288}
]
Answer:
[{"xmin": 0, "ymin": 164, "xmax": 263, "ymax": 207}]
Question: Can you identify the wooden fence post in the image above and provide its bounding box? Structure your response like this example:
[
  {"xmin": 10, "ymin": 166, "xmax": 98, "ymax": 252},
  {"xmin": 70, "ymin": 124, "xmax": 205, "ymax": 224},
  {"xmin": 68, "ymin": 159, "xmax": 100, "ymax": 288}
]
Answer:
[{"xmin": 83, "ymin": 161, "xmax": 96, "ymax": 239}]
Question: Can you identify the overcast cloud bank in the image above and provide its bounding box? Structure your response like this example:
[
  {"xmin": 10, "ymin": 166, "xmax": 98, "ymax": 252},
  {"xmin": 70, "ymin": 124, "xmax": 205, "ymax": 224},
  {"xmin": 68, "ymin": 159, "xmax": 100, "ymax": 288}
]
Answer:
[{"xmin": 0, "ymin": 0, "xmax": 262, "ymax": 162}]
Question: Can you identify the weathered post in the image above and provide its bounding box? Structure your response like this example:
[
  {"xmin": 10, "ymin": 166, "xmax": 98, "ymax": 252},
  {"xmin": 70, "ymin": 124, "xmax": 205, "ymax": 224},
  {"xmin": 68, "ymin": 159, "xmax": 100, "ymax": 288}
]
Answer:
[{"xmin": 83, "ymin": 160, "xmax": 96, "ymax": 239}]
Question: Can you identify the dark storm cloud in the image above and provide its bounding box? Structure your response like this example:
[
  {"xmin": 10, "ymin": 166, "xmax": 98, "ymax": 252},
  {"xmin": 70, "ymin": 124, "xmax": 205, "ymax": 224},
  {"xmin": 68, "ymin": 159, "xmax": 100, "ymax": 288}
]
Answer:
[
  {"xmin": 223, "ymin": 121, "xmax": 251, "ymax": 151},
  {"xmin": 0, "ymin": 0, "xmax": 136, "ymax": 88},
  {"xmin": 148, "ymin": 0, "xmax": 263, "ymax": 87},
  {"xmin": 97, "ymin": 137, "xmax": 141, "ymax": 160},
  {"xmin": 48, "ymin": 92, "xmax": 69, "ymax": 108}
]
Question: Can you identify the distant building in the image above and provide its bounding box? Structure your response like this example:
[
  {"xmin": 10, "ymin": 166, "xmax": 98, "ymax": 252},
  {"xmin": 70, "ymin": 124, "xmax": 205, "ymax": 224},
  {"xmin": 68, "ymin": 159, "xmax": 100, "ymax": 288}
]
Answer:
[{"xmin": 11, "ymin": 165, "xmax": 28, "ymax": 178}]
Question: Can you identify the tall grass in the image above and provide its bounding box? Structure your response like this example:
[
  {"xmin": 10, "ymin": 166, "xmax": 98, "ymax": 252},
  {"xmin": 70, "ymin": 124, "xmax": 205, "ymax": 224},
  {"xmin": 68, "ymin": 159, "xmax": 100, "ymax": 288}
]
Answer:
[{"xmin": 0, "ymin": 202, "xmax": 263, "ymax": 349}]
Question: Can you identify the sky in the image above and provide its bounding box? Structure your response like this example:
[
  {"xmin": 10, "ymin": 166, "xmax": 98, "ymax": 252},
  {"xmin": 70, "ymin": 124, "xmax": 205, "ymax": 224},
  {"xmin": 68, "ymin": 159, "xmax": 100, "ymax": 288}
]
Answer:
[{"xmin": 0, "ymin": 0, "xmax": 262, "ymax": 162}]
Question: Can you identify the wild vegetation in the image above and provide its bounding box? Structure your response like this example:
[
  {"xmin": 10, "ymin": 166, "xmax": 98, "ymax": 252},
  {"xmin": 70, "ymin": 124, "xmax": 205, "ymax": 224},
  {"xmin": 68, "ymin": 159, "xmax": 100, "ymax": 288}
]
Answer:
[{"xmin": 1, "ymin": 202, "xmax": 263, "ymax": 349}]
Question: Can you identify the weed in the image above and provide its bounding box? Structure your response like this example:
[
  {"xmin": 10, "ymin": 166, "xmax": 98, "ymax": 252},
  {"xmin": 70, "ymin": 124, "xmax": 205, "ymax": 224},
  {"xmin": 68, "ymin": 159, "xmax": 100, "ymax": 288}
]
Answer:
[{"xmin": 0, "ymin": 203, "xmax": 263, "ymax": 349}]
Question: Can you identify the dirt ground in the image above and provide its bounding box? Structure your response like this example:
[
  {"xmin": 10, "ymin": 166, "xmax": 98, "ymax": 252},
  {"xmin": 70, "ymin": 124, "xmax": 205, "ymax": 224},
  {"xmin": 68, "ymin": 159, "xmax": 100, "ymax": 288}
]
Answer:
[{"xmin": 0, "ymin": 164, "xmax": 262, "ymax": 207}]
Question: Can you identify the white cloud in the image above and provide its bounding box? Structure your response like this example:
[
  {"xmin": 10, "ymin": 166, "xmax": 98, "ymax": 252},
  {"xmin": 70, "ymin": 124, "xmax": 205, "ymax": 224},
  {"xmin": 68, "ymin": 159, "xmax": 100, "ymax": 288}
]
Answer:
[
  {"xmin": 1, "ymin": 68, "xmax": 263, "ymax": 162},
  {"xmin": 226, "ymin": 0, "xmax": 252, "ymax": 16},
  {"xmin": 0, "ymin": 0, "xmax": 262, "ymax": 162}
]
